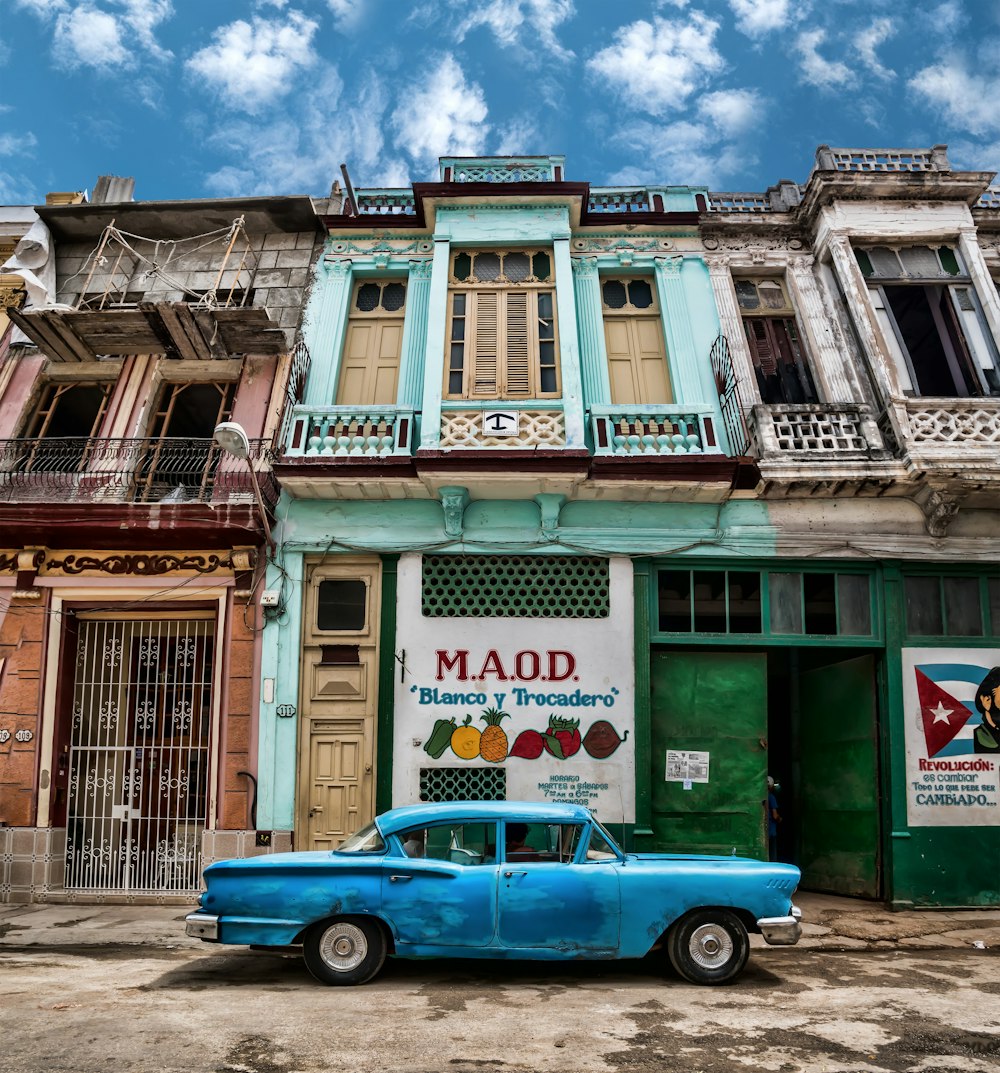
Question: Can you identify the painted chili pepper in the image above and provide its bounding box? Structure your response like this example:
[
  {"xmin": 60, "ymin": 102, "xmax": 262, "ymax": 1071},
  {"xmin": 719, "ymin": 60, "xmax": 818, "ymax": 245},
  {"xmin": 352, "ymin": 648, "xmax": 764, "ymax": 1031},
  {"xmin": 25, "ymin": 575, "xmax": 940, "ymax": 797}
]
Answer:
[
  {"xmin": 423, "ymin": 717, "xmax": 456, "ymax": 759},
  {"xmin": 582, "ymin": 720, "xmax": 629, "ymax": 759},
  {"xmin": 509, "ymin": 729, "xmax": 545, "ymax": 759}
]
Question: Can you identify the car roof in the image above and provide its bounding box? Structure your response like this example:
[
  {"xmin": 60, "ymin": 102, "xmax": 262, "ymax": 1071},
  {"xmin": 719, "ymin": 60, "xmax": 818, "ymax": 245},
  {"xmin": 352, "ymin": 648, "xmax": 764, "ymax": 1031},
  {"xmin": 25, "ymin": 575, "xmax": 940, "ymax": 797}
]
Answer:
[{"xmin": 376, "ymin": 800, "xmax": 594, "ymax": 834}]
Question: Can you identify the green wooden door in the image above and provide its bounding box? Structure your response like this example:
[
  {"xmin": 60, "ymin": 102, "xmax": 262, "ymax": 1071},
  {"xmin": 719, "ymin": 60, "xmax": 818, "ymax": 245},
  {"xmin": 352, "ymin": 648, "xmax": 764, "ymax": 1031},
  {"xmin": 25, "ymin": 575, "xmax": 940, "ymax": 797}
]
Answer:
[
  {"xmin": 798, "ymin": 654, "xmax": 880, "ymax": 897},
  {"xmin": 650, "ymin": 651, "xmax": 768, "ymax": 859}
]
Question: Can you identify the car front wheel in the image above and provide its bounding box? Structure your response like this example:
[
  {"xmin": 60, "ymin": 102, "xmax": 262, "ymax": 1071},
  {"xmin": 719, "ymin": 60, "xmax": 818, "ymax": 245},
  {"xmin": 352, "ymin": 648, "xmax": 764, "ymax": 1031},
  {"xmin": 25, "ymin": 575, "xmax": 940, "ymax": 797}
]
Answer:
[
  {"xmin": 666, "ymin": 909, "xmax": 749, "ymax": 985},
  {"xmin": 303, "ymin": 917, "xmax": 387, "ymax": 986}
]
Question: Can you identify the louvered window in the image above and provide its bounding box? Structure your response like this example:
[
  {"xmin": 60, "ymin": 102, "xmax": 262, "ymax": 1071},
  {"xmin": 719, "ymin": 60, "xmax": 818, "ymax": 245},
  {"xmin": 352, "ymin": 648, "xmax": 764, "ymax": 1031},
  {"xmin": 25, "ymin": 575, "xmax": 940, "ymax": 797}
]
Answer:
[
  {"xmin": 446, "ymin": 249, "xmax": 560, "ymax": 400},
  {"xmin": 735, "ymin": 277, "xmax": 817, "ymax": 405}
]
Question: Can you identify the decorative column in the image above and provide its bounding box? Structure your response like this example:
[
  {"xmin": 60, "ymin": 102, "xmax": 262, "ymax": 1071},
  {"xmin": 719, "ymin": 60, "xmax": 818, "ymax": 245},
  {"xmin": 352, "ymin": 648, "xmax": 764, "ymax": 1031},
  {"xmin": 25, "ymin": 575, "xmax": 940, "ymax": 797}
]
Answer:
[
  {"xmin": 419, "ymin": 238, "xmax": 452, "ymax": 447},
  {"xmin": 302, "ymin": 257, "xmax": 353, "ymax": 406},
  {"xmin": 653, "ymin": 255, "xmax": 706, "ymax": 405},
  {"xmin": 785, "ymin": 254, "xmax": 858, "ymax": 402},
  {"xmin": 571, "ymin": 256, "xmax": 611, "ymax": 409},
  {"xmin": 704, "ymin": 254, "xmax": 758, "ymax": 399},
  {"xmin": 552, "ymin": 236, "xmax": 585, "ymax": 448},
  {"xmin": 397, "ymin": 259, "xmax": 433, "ymax": 408}
]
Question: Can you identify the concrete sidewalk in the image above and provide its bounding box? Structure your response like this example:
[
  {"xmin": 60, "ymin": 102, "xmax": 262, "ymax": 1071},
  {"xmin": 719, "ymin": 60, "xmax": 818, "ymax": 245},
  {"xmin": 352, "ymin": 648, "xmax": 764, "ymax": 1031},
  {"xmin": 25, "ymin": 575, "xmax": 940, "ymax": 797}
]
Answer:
[{"xmin": 1, "ymin": 892, "xmax": 998, "ymax": 952}]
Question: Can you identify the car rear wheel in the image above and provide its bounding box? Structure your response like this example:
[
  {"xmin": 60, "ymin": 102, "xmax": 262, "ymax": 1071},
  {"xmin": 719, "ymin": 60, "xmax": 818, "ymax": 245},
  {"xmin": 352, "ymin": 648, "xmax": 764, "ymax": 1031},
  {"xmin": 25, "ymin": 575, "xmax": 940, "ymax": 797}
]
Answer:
[
  {"xmin": 666, "ymin": 909, "xmax": 749, "ymax": 985},
  {"xmin": 303, "ymin": 917, "xmax": 387, "ymax": 986}
]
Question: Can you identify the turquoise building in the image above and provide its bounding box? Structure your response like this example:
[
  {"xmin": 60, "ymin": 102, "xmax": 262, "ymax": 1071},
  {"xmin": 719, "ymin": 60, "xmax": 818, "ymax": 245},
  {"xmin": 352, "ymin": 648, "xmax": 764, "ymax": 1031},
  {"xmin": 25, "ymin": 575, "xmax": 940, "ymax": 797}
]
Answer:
[{"xmin": 259, "ymin": 152, "xmax": 1000, "ymax": 908}]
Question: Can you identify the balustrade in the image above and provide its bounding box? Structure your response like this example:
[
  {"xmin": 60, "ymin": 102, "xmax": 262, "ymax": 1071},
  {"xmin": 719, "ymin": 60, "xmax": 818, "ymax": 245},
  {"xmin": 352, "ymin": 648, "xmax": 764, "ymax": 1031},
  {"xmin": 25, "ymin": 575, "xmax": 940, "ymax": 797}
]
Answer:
[
  {"xmin": 285, "ymin": 406, "xmax": 415, "ymax": 458},
  {"xmin": 590, "ymin": 407, "xmax": 717, "ymax": 456}
]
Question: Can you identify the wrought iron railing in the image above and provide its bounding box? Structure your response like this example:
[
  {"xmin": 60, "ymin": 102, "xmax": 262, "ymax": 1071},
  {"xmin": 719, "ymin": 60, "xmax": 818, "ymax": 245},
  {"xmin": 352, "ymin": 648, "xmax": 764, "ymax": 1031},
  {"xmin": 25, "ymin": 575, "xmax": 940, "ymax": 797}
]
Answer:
[
  {"xmin": 0, "ymin": 437, "xmax": 277, "ymax": 508},
  {"xmin": 709, "ymin": 333, "xmax": 750, "ymax": 455}
]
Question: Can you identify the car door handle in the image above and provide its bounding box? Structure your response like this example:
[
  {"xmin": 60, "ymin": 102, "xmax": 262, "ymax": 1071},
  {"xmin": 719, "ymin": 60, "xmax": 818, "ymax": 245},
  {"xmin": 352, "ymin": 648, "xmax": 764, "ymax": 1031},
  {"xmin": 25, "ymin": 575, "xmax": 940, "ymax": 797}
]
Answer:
[
  {"xmin": 388, "ymin": 874, "xmax": 413, "ymax": 883},
  {"xmin": 503, "ymin": 871, "xmax": 527, "ymax": 879}
]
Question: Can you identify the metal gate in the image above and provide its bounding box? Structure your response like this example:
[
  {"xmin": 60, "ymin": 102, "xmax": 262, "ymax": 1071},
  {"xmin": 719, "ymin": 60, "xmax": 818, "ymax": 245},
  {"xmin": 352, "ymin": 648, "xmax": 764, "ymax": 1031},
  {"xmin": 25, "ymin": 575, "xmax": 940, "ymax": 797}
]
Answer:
[{"xmin": 66, "ymin": 617, "xmax": 215, "ymax": 893}]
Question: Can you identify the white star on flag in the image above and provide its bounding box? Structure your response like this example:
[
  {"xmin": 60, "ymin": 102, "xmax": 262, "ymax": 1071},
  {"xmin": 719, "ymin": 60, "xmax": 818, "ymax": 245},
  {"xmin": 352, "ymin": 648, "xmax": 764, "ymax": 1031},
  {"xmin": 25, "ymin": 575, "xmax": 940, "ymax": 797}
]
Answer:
[{"xmin": 929, "ymin": 701, "xmax": 953, "ymax": 724}]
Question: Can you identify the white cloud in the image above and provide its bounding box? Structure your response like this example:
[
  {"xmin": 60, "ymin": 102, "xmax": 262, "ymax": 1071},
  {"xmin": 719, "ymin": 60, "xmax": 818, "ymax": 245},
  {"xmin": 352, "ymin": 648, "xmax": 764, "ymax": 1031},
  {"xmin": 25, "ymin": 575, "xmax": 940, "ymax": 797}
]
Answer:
[
  {"xmin": 728, "ymin": 0, "xmax": 795, "ymax": 38},
  {"xmin": 327, "ymin": 0, "xmax": 364, "ymax": 31},
  {"xmin": 186, "ymin": 11, "xmax": 318, "ymax": 114},
  {"xmin": 0, "ymin": 131, "xmax": 38, "ymax": 156},
  {"xmin": 54, "ymin": 7, "xmax": 130, "ymax": 69},
  {"xmin": 13, "ymin": 0, "xmax": 70, "ymax": 15},
  {"xmin": 853, "ymin": 17, "xmax": 895, "ymax": 81},
  {"xmin": 493, "ymin": 117, "xmax": 541, "ymax": 157},
  {"xmin": 587, "ymin": 13, "xmax": 724, "ymax": 116},
  {"xmin": 795, "ymin": 29, "xmax": 850, "ymax": 90},
  {"xmin": 455, "ymin": 0, "xmax": 575, "ymax": 61},
  {"xmin": 202, "ymin": 65, "xmax": 406, "ymax": 196},
  {"xmin": 48, "ymin": 1, "xmax": 172, "ymax": 71},
  {"xmin": 699, "ymin": 89, "xmax": 762, "ymax": 137},
  {"xmin": 391, "ymin": 54, "xmax": 489, "ymax": 167},
  {"xmin": 910, "ymin": 55, "xmax": 1000, "ymax": 138}
]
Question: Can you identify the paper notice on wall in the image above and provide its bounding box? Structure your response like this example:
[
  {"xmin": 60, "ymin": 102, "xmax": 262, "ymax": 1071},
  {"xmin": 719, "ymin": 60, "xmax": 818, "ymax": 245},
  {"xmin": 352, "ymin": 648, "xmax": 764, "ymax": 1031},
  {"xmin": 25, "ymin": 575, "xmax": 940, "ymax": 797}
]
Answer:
[{"xmin": 666, "ymin": 750, "xmax": 710, "ymax": 784}]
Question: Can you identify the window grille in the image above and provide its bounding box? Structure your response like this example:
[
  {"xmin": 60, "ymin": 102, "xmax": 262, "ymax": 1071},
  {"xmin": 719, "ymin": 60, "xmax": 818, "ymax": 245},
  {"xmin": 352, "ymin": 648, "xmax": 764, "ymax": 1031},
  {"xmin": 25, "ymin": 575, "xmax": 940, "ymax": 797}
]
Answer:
[{"xmin": 419, "ymin": 767, "xmax": 507, "ymax": 802}]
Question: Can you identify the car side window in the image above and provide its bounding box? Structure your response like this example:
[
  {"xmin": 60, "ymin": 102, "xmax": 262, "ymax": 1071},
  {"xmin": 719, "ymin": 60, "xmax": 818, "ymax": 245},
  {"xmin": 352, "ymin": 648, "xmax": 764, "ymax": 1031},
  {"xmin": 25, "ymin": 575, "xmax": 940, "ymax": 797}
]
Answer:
[
  {"xmin": 585, "ymin": 826, "xmax": 618, "ymax": 861},
  {"xmin": 419, "ymin": 822, "xmax": 496, "ymax": 866},
  {"xmin": 504, "ymin": 822, "xmax": 583, "ymax": 864}
]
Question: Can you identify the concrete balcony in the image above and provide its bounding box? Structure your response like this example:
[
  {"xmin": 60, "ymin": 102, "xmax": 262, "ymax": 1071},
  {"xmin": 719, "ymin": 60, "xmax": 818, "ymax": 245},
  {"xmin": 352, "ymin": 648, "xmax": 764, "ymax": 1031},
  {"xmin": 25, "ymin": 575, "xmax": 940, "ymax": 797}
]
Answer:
[
  {"xmin": 882, "ymin": 398, "xmax": 1000, "ymax": 473},
  {"xmin": 284, "ymin": 405, "xmax": 416, "ymax": 458},
  {"xmin": 749, "ymin": 403, "xmax": 887, "ymax": 460},
  {"xmin": 591, "ymin": 405, "xmax": 721, "ymax": 457}
]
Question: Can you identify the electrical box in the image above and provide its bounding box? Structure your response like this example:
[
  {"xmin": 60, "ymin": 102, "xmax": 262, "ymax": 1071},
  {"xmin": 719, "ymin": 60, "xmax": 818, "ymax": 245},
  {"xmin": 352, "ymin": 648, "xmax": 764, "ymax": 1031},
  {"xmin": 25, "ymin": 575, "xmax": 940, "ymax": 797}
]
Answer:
[{"xmin": 260, "ymin": 589, "xmax": 280, "ymax": 608}]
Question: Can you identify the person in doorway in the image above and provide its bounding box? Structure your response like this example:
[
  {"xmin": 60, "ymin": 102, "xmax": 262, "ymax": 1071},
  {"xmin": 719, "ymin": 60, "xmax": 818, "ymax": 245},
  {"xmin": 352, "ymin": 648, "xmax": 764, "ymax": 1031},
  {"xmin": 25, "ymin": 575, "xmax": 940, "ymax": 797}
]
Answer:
[
  {"xmin": 766, "ymin": 776, "xmax": 782, "ymax": 861},
  {"xmin": 973, "ymin": 668, "xmax": 1000, "ymax": 753}
]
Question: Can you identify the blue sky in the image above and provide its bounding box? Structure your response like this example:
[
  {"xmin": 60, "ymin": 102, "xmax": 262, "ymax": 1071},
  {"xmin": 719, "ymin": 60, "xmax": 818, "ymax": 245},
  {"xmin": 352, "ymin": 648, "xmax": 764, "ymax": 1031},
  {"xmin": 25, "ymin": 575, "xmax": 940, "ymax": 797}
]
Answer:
[{"xmin": 2, "ymin": 0, "xmax": 999, "ymax": 204}]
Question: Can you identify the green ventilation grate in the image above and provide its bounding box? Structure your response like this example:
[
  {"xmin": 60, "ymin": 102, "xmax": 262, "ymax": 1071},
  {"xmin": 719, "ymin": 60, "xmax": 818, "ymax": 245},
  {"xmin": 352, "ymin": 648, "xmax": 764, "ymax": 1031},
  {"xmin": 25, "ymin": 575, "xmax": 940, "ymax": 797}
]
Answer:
[
  {"xmin": 421, "ymin": 555, "xmax": 610, "ymax": 618},
  {"xmin": 420, "ymin": 767, "xmax": 507, "ymax": 802}
]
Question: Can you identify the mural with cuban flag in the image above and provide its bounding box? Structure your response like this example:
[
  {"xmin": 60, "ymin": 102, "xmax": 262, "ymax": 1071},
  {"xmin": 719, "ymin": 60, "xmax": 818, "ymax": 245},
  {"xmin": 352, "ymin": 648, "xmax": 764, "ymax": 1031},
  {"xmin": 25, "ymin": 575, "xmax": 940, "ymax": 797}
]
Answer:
[{"xmin": 903, "ymin": 649, "xmax": 1000, "ymax": 827}]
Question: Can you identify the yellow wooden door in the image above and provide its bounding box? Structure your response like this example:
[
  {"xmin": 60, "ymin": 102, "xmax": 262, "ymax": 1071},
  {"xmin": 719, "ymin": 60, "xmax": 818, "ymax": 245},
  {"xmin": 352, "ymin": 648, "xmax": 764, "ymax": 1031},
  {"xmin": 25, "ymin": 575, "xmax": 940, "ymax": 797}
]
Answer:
[
  {"xmin": 604, "ymin": 316, "xmax": 672, "ymax": 404},
  {"xmin": 336, "ymin": 320, "xmax": 403, "ymax": 405},
  {"xmin": 306, "ymin": 719, "xmax": 372, "ymax": 850}
]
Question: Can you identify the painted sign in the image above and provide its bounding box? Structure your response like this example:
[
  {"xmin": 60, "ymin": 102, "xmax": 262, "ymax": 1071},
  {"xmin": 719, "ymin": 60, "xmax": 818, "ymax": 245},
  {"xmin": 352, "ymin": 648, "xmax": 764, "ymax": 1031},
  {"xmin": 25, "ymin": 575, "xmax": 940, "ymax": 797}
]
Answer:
[
  {"xmin": 481, "ymin": 411, "xmax": 520, "ymax": 436},
  {"xmin": 393, "ymin": 555, "xmax": 636, "ymax": 821},
  {"xmin": 902, "ymin": 648, "xmax": 1000, "ymax": 826}
]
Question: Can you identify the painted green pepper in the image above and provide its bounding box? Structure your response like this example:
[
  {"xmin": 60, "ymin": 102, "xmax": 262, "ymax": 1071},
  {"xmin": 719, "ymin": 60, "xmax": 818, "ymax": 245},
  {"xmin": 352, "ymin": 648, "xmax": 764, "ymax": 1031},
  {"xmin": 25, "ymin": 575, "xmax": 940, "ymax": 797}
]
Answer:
[{"xmin": 424, "ymin": 717, "xmax": 457, "ymax": 759}]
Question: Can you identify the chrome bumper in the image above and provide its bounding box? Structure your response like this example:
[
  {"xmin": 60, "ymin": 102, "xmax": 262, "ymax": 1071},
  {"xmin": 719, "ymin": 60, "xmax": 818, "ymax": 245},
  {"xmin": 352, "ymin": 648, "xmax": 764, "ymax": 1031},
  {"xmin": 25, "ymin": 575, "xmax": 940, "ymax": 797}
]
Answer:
[
  {"xmin": 185, "ymin": 912, "xmax": 220, "ymax": 941},
  {"xmin": 757, "ymin": 905, "xmax": 802, "ymax": 946}
]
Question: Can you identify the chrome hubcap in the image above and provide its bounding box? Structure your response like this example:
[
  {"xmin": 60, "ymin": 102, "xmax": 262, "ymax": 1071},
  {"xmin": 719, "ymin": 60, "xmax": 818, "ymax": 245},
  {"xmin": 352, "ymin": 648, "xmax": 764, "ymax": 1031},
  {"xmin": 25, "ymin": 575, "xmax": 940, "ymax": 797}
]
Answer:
[
  {"xmin": 689, "ymin": 922, "xmax": 733, "ymax": 969},
  {"xmin": 319, "ymin": 922, "xmax": 367, "ymax": 972}
]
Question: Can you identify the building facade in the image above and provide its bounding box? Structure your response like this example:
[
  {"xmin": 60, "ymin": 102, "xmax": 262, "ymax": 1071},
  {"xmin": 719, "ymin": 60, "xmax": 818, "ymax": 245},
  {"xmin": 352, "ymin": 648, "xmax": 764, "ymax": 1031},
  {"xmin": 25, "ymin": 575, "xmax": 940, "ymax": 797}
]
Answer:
[
  {"xmin": 0, "ymin": 178, "xmax": 322, "ymax": 902},
  {"xmin": 3, "ymin": 148, "xmax": 999, "ymax": 908}
]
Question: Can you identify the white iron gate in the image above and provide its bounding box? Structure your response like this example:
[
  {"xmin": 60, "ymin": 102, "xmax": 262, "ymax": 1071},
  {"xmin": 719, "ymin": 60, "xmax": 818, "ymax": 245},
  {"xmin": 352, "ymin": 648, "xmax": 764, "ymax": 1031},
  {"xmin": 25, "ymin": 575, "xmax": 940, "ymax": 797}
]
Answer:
[{"xmin": 66, "ymin": 617, "xmax": 215, "ymax": 893}]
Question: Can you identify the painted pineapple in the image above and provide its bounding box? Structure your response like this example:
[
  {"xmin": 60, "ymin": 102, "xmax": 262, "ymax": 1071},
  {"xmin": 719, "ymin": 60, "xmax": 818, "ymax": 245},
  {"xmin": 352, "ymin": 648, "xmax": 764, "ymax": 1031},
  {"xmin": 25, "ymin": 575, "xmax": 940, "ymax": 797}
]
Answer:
[{"xmin": 479, "ymin": 708, "xmax": 511, "ymax": 763}]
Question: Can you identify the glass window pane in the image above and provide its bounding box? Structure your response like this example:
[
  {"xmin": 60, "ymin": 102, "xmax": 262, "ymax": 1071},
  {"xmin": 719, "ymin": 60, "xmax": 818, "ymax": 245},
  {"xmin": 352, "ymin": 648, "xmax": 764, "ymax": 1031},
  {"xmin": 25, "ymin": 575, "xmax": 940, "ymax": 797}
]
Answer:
[
  {"xmin": 728, "ymin": 571, "xmax": 762, "ymax": 633},
  {"xmin": 944, "ymin": 577, "xmax": 983, "ymax": 636},
  {"xmin": 989, "ymin": 578, "xmax": 1000, "ymax": 635},
  {"xmin": 451, "ymin": 317, "xmax": 465, "ymax": 341},
  {"xmin": 905, "ymin": 576, "xmax": 943, "ymax": 635},
  {"xmin": 449, "ymin": 371, "xmax": 463, "ymax": 393},
  {"xmin": 356, "ymin": 283, "xmax": 380, "ymax": 311},
  {"xmin": 473, "ymin": 252, "xmax": 501, "ymax": 281},
  {"xmin": 603, "ymin": 279, "xmax": 627, "ymax": 309},
  {"xmin": 628, "ymin": 279, "xmax": 653, "ymax": 309},
  {"xmin": 759, "ymin": 280, "xmax": 786, "ymax": 310},
  {"xmin": 317, "ymin": 579, "xmax": 367, "ymax": 631},
  {"xmin": 693, "ymin": 570, "xmax": 727, "ymax": 632},
  {"xmin": 452, "ymin": 293, "xmax": 466, "ymax": 314},
  {"xmin": 382, "ymin": 282, "xmax": 406, "ymax": 311},
  {"xmin": 658, "ymin": 570, "xmax": 692, "ymax": 632},
  {"xmin": 804, "ymin": 573, "xmax": 837, "ymax": 634},
  {"xmin": 939, "ymin": 246, "xmax": 961, "ymax": 275},
  {"xmin": 504, "ymin": 252, "xmax": 530, "ymax": 281},
  {"xmin": 854, "ymin": 248, "xmax": 874, "ymax": 277},
  {"xmin": 537, "ymin": 291, "xmax": 553, "ymax": 321},
  {"xmin": 539, "ymin": 366, "xmax": 557, "ymax": 393},
  {"xmin": 453, "ymin": 253, "xmax": 472, "ymax": 281},
  {"xmin": 538, "ymin": 341, "xmax": 555, "ymax": 365},
  {"xmin": 734, "ymin": 279, "xmax": 759, "ymax": 309},
  {"xmin": 769, "ymin": 573, "xmax": 803, "ymax": 634},
  {"xmin": 837, "ymin": 575, "xmax": 872, "ymax": 636},
  {"xmin": 449, "ymin": 344, "xmax": 464, "ymax": 370},
  {"xmin": 532, "ymin": 252, "xmax": 551, "ymax": 280}
]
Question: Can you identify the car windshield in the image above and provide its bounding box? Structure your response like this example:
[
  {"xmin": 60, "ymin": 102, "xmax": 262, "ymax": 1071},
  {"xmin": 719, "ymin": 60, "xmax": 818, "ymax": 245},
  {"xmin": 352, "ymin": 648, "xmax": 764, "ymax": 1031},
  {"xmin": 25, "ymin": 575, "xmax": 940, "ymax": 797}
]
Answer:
[
  {"xmin": 586, "ymin": 819, "xmax": 622, "ymax": 861},
  {"xmin": 335, "ymin": 822, "xmax": 386, "ymax": 853}
]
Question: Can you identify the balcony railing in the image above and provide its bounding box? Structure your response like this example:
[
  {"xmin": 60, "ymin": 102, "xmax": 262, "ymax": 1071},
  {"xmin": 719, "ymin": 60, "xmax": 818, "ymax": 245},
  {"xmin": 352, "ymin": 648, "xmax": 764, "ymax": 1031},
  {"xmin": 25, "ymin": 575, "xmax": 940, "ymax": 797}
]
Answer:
[
  {"xmin": 284, "ymin": 406, "xmax": 415, "ymax": 458},
  {"xmin": 748, "ymin": 404, "xmax": 885, "ymax": 458},
  {"xmin": 353, "ymin": 190, "xmax": 416, "ymax": 216},
  {"xmin": 880, "ymin": 398, "xmax": 1000, "ymax": 460},
  {"xmin": 0, "ymin": 437, "xmax": 277, "ymax": 508},
  {"xmin": 591, "ymin": 406, "xmax": 720, "ymax": 456}
]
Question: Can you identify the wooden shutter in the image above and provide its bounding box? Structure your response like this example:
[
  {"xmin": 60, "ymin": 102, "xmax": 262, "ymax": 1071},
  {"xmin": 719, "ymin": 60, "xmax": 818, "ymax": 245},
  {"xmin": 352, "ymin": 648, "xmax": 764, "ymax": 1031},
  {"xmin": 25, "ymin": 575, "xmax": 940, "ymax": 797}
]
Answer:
[
  {"xmin": 504, "ymin": 291, "xmax": 531, "ymax": 397},
  {"xmin": 471, "ymin": 291, "xmax": 499, "ymax": 396},
  {"xmin": 744, "ymin": 318, "xmax": 778, "ymax": 376},
  {"xmin": 336, "ymin": 320, "xmax": 402, "ymax": 405}
]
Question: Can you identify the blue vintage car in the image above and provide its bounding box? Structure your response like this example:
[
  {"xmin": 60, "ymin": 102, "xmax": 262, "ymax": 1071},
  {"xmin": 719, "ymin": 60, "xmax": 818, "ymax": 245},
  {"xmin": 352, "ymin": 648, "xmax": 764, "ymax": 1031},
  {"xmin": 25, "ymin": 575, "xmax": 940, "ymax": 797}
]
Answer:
[{"xmin": 185, "ymin": 801, "xmax": 801, "ymax": 986}]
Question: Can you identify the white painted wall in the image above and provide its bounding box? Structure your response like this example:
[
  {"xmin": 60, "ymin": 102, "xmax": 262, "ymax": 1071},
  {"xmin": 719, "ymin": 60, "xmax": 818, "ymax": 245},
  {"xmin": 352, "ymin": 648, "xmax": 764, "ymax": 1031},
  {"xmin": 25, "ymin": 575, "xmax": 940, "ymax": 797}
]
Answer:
[{"xmin": 392, "ymin": 554, "xmax": 636, "ymax": 822}]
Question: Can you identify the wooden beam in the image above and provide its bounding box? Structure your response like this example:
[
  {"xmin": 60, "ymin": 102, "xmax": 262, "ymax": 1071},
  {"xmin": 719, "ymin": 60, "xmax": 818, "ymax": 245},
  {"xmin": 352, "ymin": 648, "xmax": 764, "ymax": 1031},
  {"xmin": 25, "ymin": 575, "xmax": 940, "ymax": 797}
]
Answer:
[
  {"xmin": 8, "ymin": 308, "xmax": 91, "ymax": 362},
  {"xmin": 153, "ymin": 302, "xmax": 213, "ymax": 361}
]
